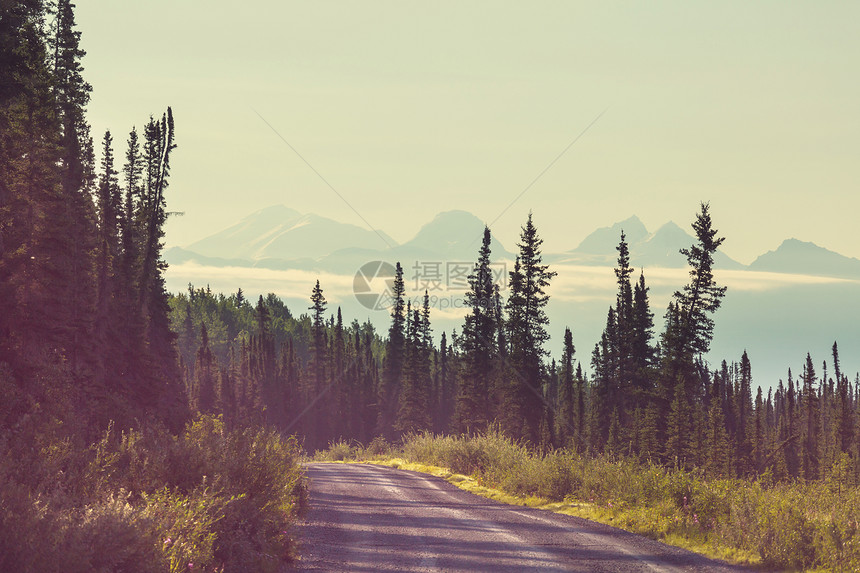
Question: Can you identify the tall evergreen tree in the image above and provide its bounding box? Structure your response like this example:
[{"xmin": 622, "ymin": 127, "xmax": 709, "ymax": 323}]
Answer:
[
  {"xmin": 115, "ymin": 127, "xmax": 145, "ymax": 376},
  {"xmin": 252, "ymin": 295, "xmax": 279, "ymax": 425},
  {"xmin": 832, "ymin": 342, "xmax": 854, "ymax": 455},
  {"xmin": 396, "ymin": 305, "xmax": 432, "ymax": 434},
  {"xmin": 0, "ymin": 2, "xmax": 63, "ymax": 367},
  {"xmin": 378, "ymin": 262, "xmax": 406, "ymax": 439},
  {"xmin": 455, "ymin": 226, "xmax": 498, "ymax": 433},
  {"xmin": 131, "ymin": 108, "xmax": 184, "ymax": 425},
  {"xmin": 51, "ymin": 0, "xmax": 97, "ymax": 376},
  {"xmin": 592, "ymin": 232, "xmax": 643, "ymax": 449},
  {"xmin": 631, "ymin": 270, "xmax": 656, "ymax": 390},
  {"xmin": 800, "ymin": 353, "xmax": 820, "ymax": 480},
  {"xmin": 502, "ymin": 213, "xmax": 557, "ymax": 444},
  {"xmin": 330, "ymin": 307, "xmax": 347, "ymax": 440},
  {"xmin": 614, "ymin": 232, "xmax": 635, "ymax": 389},
  {"xmin": 436, "ymin": 332, "xmax": 454, "ymax": 432},
  {"xmin": 308, "ymin": 280, "xmax": 328, "ymax": 449},
  {"xmin": 662, "ymin": 202, "xmax": 727, "ymax": 373},
  {"xmin": 657, "ymin": 203, "xmax": 727, "ymax": 458},
  {"xmin": 734, "ymin": 351, "xmax": 754, "ymax": 476},
  {"xmin": 555, "ymin": 327, "xmax": 577, "ymax": 446},
  {"xmin": 94, "ymin": 129, "xmax": 121, "ymax": 379}
]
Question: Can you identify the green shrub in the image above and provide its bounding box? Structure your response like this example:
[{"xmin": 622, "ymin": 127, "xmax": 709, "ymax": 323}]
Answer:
[
  {"xmin": 314, "ymin": 439, "xmax": 356, "ymax": 461},
  {"xmin": 364, "ymin": 436, "xmax": 391, "ymax": 457},
  {"xmin": 755, "ymin": 491, "xmax": 815, "ymax": 568}
]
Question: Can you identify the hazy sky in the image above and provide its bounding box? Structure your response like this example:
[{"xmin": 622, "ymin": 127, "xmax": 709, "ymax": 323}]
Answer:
[{"xmin": 77, "ymin": 1, "xmax": 860, "ymax": 264}]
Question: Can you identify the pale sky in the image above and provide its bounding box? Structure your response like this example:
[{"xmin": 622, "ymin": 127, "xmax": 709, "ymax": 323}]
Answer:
[{"xmin": 77, "ymin": 1, "xmax": 860, "ymax": 265}]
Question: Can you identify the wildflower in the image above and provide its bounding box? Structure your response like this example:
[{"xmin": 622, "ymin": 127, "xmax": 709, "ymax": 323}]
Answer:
[{"xmin": 164, "ymin": 537, "xmax": 173, "ymax": 546}]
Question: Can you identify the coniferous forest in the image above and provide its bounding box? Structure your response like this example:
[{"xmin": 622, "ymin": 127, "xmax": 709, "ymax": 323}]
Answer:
[
  {"xmin": 3, "ymin": 2, "xmax": 860, "ymax": 571},
  {"xmin": 173, "ymin": 206, "xmax": 860, "ymax": 484}
]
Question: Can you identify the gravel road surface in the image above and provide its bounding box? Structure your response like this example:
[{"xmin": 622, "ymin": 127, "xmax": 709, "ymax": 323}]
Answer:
[{"xmin": 292, "ymin": 462, "xmax": 747, "ymax": 572}]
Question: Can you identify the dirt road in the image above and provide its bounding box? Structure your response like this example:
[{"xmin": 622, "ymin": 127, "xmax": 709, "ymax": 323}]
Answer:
[{"xmin": 292, "ymin": 462, "xmax": 746, "ymax": 572}]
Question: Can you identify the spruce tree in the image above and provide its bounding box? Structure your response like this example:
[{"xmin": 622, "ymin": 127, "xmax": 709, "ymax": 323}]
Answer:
[
  {"xmin": 614, "ymin": 232, "xmax": 635, "ymax": 391},
  {"xmin": 555, "ymin": 327, "xmax": 576, "ymax": 446},
  {"xmin": 657, "ymin": 203, "xmax": 727, "ymax": 458},
  {"xmin": 734, "ymin": 351, "xmax": 754, "ymax": 476},
  {"xmin": 753, "ymin": 387, "xmax": 765, "ymax": 474},
  {"xmin": 308, "ymin": 280, "xmax": 328, "ymax": 449},
  {"xmin": 378, "ymin": 262, "xmax": 406, "ymax": 439},
  {"xmin": 115, "ymin": 127, "xmax": 144, "ymax": 376},
  {"xmin": 93, "ymin": 130, "xmax": 124, "ymax": 382},
  {"xmin": 593, "ymin": 230, "xmax": 642, "ymax": 451},
  {"xmin": 396, "ymin": 306, "xmax": 432, "ymax": 433},
  {"xmin": 502, "ymin": 213, "xmax": 557, "ymax": 444},
  {"xmin": 252, "ymin": 295, "xmax": 279, "ymax": 425},
  {"xmin": 455, "ymin": 226, "xmax": 498, "ymax": 433},
  {"xmin": 435, "ymin": 332, "xmax": 455, "ymax": 433},
  {"xmin": 800, "ymin": 353, "xmax": 820, "ymax": 480},
  {"xmin": 591, "ymin": 307, "xmax": 617, "ymax": 449},
  {"xmin": 662, "ymin": 203, "xmax": 727, "ymax": 371},
  {"xmin": 51, "ymin": 0, "xmax": 98, "ymax": 377},
  {"xmin": 137, "ymin": 108, "xmax": 184, "ymax": 425},
  {"xmin": 0, "ymin": 2, "xmax": 65, "ymax": 366},
  {"xmin": 631, "ymin": 270, "xmax": 656, "ymax": 390},
  {"xmin": 833, "ymin": 342, "xmax": 854, "ymax": 455},
  {"xmin": 574, "ymin": 362, "xmax": 587, "ymax": 452},
  {"xmin": 331, "ymin": 307, "xmax": 347, "ymax": 440},
  {"xmin": 786, "ymin": 369, "xmax": 800, "ymax": 477}
]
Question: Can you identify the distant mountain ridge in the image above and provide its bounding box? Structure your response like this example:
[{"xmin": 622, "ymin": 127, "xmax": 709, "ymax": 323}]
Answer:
[
  {"xmin": 556, "ymin": 215, "xmax": 744, "ymax": 270},
  {"xmin": 750, "ymin": 238, "xmax": 860, "ymax": 278},
  {"xmin": 399, "ymin": 210, "xmax": 513, "ymax": 261},
  {"xmin": 571, "ymin": 215, "xmax": 650, "ymax": 254},
  {"xmin": 168, "ymin": 205, "xmax": 860, "ymax": 279},
  {"xmin": 187, "ymin": 205, "xmax": 397, "ymax": 261},
  {"xmin": 171, "ymin": 206, "xmax": 513, "ymax": 274}
]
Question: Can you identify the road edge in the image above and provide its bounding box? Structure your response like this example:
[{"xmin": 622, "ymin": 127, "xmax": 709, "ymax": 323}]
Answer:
[{"xmin": 313, "ymin": 458, "xmax": 763, "ymax": 570}]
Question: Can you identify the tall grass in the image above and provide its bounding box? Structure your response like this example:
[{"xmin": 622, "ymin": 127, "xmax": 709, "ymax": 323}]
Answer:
[
  {"xmin": 0, "ymin": 415, "xmax": 307, "ymax": 573},
  {"xmin": 321, "ymin": 431, "xmax": 860, "ymax": 570}
]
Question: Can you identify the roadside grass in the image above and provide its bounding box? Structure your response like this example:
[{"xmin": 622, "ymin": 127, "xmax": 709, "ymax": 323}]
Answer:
[
  {"xmin": 313, "ymin": 432, "xmax": 860, "ymax": 572},
  {"xmin": 1, "ymin": 414, "xmax": 307, "ymax": 573}
]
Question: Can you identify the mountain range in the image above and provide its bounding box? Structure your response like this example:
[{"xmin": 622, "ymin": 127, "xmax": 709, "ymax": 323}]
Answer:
[
  {"xmin": 167, "ymin": 205, "xmax": 860, "ymax": 279},
  {"xmin": 164, "ymin": 205, "xmax": 860, "ymax": 385},
  {"xmin": 549, "ymin": 215, "xmax": 745, "ymax": 270},
  {"xmin": 170, "ymin": 207, "xmax": 513, "ymax": 274}
]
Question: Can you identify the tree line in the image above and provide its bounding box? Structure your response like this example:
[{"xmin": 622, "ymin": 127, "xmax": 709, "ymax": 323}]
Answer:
[{"xmin": 174, "ymin": 206, "xmax": 860, "ymax": 483}]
